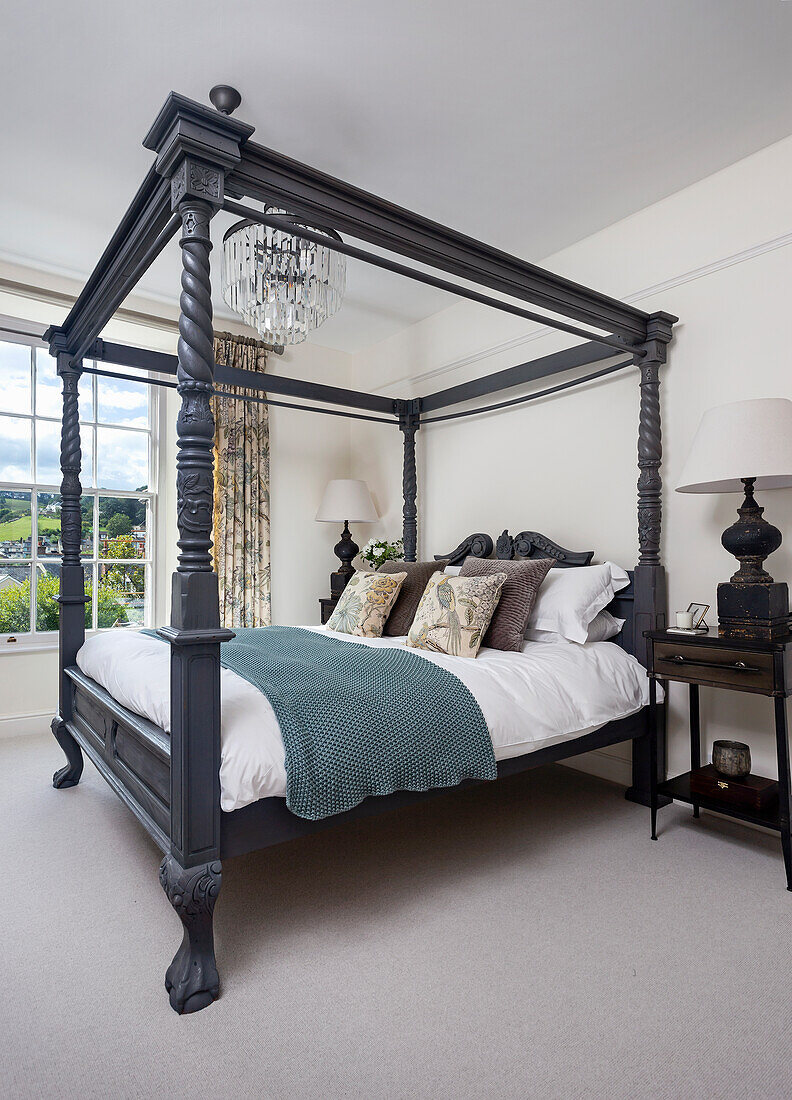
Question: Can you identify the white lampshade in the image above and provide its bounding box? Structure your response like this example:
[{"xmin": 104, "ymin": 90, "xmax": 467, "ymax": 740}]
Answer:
[
  {"xmin": 315, "ymin": 479, "xmax": 378, "ymax": 522},
  {"xmin": 676, "ymin": 398, "xmax": 792, "ymax": 494}
]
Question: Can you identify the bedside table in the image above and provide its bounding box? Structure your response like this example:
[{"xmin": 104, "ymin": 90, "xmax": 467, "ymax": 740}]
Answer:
[
  {"xmin": 645, "ymin": 628, "xmax": 792, "ymax": 890},
  {"xmin": 319, "ymin": 597, "xmax": 338, "ymax": 625}
]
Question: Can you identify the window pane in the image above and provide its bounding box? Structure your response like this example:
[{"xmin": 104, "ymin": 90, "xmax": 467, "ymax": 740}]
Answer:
[
  {"xmin": 98, "ymin": 496, "xmax": 147, "ymax": 559},
  {"xmin": 36, "ymin": 496, "xmax": 94, "ymax": 559},
  {"xmin": 97, "ymin": 427, "xmax": 148, "ymax": 491},
  {"xmin": 35, "ymin": 492, "xmax": 62, "ymax": 559},
  {"xmin": 0, "ymin": 490, "xmax": 32, "ymax": 560},
  {"xmin": 0, "ymin": 417, "xmax": 31, "ymax": 482},
  {"xmin": 35, "ymin": 562, "xmax": 61, "ymax": 632},
  {"xmin": 0, "ymin": 341, "xmax": 31, "ymax": 414},
  {"xmin": 98, "ymin": 563, "xmax": 145, "ymax": 627},
  {"xmin": 97, "ymin": 372, "xmax": 149, "ymax": 428},
  {"xmin": 35, "ymin": 349, "xmax": 94, "ymax": 421},
  {"xmin": 36, "ymin": 420, "xmax": 94, "ymax": 487},
  {"xmin": 34, "ymin": 563, "xmax": 92, "ymax": 632},
  {"xmin": 0, "ymin": 563, "xmax": 31, "ymax": 634},
  {"xmin": 80, "ymin": 498, "xmax": 94, "ymax": 558}
]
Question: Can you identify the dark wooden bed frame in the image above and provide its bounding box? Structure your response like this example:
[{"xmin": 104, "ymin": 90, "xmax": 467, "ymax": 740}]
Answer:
[{"xmin": 40, "ymin": 88, "xmax": 676, "ymax": 1013}]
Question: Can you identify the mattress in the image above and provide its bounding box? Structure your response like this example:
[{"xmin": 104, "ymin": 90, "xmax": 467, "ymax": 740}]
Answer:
[{"xmin": 76, "ymin": 626, "xmax": 652, "ymax": 813}]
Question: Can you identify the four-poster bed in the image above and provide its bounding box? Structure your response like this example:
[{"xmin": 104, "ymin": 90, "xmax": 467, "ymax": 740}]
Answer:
[{"xmin": 41, "ymin": 89, "xmax": 677, "ymax": 1013}]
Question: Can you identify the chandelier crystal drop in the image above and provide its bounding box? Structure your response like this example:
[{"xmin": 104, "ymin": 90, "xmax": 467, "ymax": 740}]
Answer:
[{"xmin": 221, "ymin": 211, "xmax": 346, "ymax": 345}]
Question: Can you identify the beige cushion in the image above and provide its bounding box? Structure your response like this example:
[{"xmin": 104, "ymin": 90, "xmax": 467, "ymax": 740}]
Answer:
[
  {"xmin": 378, "ymin": 559, "xmax": 448, "ymax": 636},
  {"xmin": 406, "ymin": 572, "xmax": 507, "ymax": 658},
  {"xmin": 460, "ymin": 556, "xmax": 554, "ymax": 651},
  {"xmin": 326, "ymin": 570, "xmax": 407, "ymax": 638}
]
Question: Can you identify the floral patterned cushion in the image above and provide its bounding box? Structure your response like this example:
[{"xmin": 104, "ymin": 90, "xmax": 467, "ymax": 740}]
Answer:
[
  {"xmin": 326, "ymin": 570, "xmax": 407, "ymax": 638},
  {"xmin": 406, "ymin": 572, "xmax": 507, "ymax": 658}
]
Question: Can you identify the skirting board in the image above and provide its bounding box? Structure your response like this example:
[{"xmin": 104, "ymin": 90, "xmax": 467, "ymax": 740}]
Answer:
[
  {"xmin": 0, "ymin": 711, "xmax": 53, "ymax": 740},
  {"xmin": 559, "ymin": 746, "xmax": 632, "ymax": 787}
]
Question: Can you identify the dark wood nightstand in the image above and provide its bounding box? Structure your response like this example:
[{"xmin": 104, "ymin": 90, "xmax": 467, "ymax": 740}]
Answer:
[
  {"xmin": 319, "ymin": 597, "xmax": 338, "ymax": 625},
  {"xmin": 645, "ymin": 628, "xmax": 792, "ymax": 890}
]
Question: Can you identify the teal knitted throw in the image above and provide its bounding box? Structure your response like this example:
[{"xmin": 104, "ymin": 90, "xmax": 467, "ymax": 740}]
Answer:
[{"xmin": 143, "ymin": 626, "xmax": 495, "ymax": 820}]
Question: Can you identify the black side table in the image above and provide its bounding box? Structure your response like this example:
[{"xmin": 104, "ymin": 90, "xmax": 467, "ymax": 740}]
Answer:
[
  {"xmin": 319, "ymin": 596, "xmax": 338, "ymax": 625},
  {"xmin": 645, "ymin": 628, "xmax": 792, "ymax": 891}
]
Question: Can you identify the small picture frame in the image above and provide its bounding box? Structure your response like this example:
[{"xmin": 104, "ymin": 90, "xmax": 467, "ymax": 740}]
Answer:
[{"xmin": 687, "ymin": 602, "xmax": 710, "ymax": 629}]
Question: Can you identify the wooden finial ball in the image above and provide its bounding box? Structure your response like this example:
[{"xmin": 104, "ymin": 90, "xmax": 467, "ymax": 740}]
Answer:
[{"xmin": 209, "ymin": 85, "xmax": 242, "ymax": 116}]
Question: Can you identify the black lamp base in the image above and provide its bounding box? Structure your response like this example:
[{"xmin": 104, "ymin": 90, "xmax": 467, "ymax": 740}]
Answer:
[
  {"xmin": 718, "ymin": 581, "xmax": 790, "ymax": 641},
  {"xmin": 717, "ymin": 478, "xmax": 791, "ymax": 640},
  {"xmin": 329, "ymin": 520, "xmax": 359, "ymax": 597}
]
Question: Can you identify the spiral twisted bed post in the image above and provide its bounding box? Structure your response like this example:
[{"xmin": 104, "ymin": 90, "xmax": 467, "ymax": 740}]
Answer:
[
  {"xmin": 637, "ymin": 354, "xmax": 663, "ymax": 568},
  {"xmin": 399, "ymin": 401, "xmax": 420, "ymax": 562},
  {"xmin": 159, "ymin": 187, "xmax": 235, "ymax": 1016},
  {"xmin": 51, "ymin": 352, "xmax": 88, "ymax": 789},
  {"xmin": 175, "ymin": 199, "xmax": 216, "ymax": 575},
  {"xmin": 627, "ymin": 313, "xmax": 674, "ymax": 809}
]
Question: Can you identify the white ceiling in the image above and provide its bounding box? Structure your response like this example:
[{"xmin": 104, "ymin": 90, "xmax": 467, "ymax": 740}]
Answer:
[{"xmin": 4, "ymin": 0, "xmax": 792, "ymax": 353}]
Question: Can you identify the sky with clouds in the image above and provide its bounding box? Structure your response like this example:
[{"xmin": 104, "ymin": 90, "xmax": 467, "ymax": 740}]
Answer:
[{"xmin": 1, "ymin": 342, "xmax": 149, "ymax": 490}]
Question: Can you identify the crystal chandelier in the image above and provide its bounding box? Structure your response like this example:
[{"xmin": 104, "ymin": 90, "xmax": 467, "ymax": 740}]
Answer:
[{"xmin": 221, "ymin": 211, "xmax": 346, "ymax": 345}]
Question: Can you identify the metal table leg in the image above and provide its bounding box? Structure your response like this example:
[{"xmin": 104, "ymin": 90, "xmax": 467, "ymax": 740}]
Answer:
[
  {"xmin": 649, "ymin": 676, "xmax": 658, "ymax": 841},
  {"xmin": 774, "ymin": 696, "xmax": 792, "ymax": 891},
  {"xmin": 690, "ymin": 683, "xmax": 701, "ymax": 819}
]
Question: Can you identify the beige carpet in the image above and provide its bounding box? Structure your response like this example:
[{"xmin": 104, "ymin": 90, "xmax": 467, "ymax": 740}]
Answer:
[{"xmin": 2, "ymin": 731, "xmax": 791, "ymax": 1100}]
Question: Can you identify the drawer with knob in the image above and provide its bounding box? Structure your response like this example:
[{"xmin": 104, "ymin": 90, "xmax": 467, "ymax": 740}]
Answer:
[{"xmin": 652, "ymin": 641, "xmax": 775, "ymax": 693}]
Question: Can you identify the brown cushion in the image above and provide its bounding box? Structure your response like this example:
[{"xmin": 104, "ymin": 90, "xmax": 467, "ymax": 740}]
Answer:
[
  {"xmin": 459, "ymin": 557, "xmax": 554, "ymax": 651},
  {"xmin": 378, "ymin": 559, "xmax": 448, "ymax": 636}
]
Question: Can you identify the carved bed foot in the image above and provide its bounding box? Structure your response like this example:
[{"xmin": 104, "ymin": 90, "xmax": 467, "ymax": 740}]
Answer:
[
  {"xmin": 51, "ymin": 716, "xmax": 84, "ymax": 789},
  {"xmin": 159, "ymin": 854, "xmax": 222, "ymax": 1014}
]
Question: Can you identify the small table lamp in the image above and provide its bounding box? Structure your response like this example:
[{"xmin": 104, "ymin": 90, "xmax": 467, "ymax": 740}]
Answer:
[
  {"xmin": 676, "ymin": 398, "xmax": 792, "ymax": 639},
  {"xmin": 316, "ymin": 479, "xmax": 378, "ymax": 597}
]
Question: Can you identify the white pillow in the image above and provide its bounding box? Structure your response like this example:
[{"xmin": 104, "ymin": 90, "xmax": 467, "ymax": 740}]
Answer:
[
  {"xmin": 586, "ymin": 609, "xmax": 626, "ymax": 642},
  {"xmin": 443, "ymin": 565, "xmax": 462, "ymax": 576},
  {"xmin": 525, "ymin": 608, "xmax": 626, "ymax": 645},
  {"xmin": 525, "ymin": 562, "xmax": 630, "ymax": 644}
]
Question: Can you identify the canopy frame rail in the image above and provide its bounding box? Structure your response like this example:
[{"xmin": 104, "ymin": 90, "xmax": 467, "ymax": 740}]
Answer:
[
  {"xmin": 84, "ymin": 337, "xmax": 397, "ymax": 416},
  {"xmin": 221, "ymin": 200, "xmax": 645, "ymax": 359},
  {"xmin": 77, "ymin": 363, "xmax": 400, "ymax": 426}
]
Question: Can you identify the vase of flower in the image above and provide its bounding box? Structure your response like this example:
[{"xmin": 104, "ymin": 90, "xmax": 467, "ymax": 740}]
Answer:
[{"xmin": 360, "ymin": 537, "xmax": 404, "ymax": 571}]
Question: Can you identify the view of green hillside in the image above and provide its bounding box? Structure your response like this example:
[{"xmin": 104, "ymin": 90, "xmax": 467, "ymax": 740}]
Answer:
[{"xmin": 0, "ymin": 515, "xmax": 60, "ymax": 541}]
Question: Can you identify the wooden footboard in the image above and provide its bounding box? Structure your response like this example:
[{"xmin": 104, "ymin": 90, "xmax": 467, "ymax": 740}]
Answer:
[
  {"xmin": 66, "ymin": 666, "xmax": 171, "ymax": 851},
  {"xmin": 64, "ymin": 663, "xmax": 654, "ymax": 864}
]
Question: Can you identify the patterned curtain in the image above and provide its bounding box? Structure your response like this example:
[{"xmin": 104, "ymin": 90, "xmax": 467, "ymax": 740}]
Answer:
[{"xmin": 211, "ymin": 332, "xmax": 271, "ymax": 628}]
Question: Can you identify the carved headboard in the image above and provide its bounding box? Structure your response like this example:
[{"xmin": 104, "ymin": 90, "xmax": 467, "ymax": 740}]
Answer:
[
  {"xmin": 437, "ymin": 530, "xmax": 593, "ymax": 569},
  {"xmin": 435, "ymin": 529, "xmax": 641, "ymax": 661}
]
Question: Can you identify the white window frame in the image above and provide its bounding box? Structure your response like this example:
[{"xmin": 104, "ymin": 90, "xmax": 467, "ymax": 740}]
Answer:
[{"xmin": 0, "ymin": 329, "xmax": 159, "ymax": 650}]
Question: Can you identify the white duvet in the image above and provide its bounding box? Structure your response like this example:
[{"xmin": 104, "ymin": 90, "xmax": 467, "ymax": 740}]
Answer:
[{"xmin": 76, "ymin": 626, "xmax": 652, "ymax": 812}]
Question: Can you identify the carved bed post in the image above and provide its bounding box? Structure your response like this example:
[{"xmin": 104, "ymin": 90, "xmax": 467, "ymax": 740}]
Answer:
[
  {"xmin": 144, "ymin": 95, "xmax": 253, "ymax": 1013},
  {"xmin": 51, "ymin": 341, "xmax": 88, "ymax": 789},
  {"xmin": 398, "ymin": 399, "xmax": 420, "ymax": 562},
  {"xmin": 627, "ymin": 311, "xmax": 675, "ymax": 808}
]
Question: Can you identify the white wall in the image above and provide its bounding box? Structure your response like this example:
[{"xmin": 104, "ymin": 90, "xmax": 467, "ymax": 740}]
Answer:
[
  {"xmin": 0, "ymin": 272, "xmax": 355, "ymax": 732},
  {"xmin": 348, "ymin": 133, "xmax": 792, "ymax": 785}
]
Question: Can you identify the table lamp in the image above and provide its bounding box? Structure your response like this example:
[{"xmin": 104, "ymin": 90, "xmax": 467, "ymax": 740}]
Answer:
[
  {"xmin": 316, "ymin": 479, "xmax": 378, "ymax": 597},
  {"xmin": 676, "ymin": 398, "xmax": 792, "ymax": 639}
]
